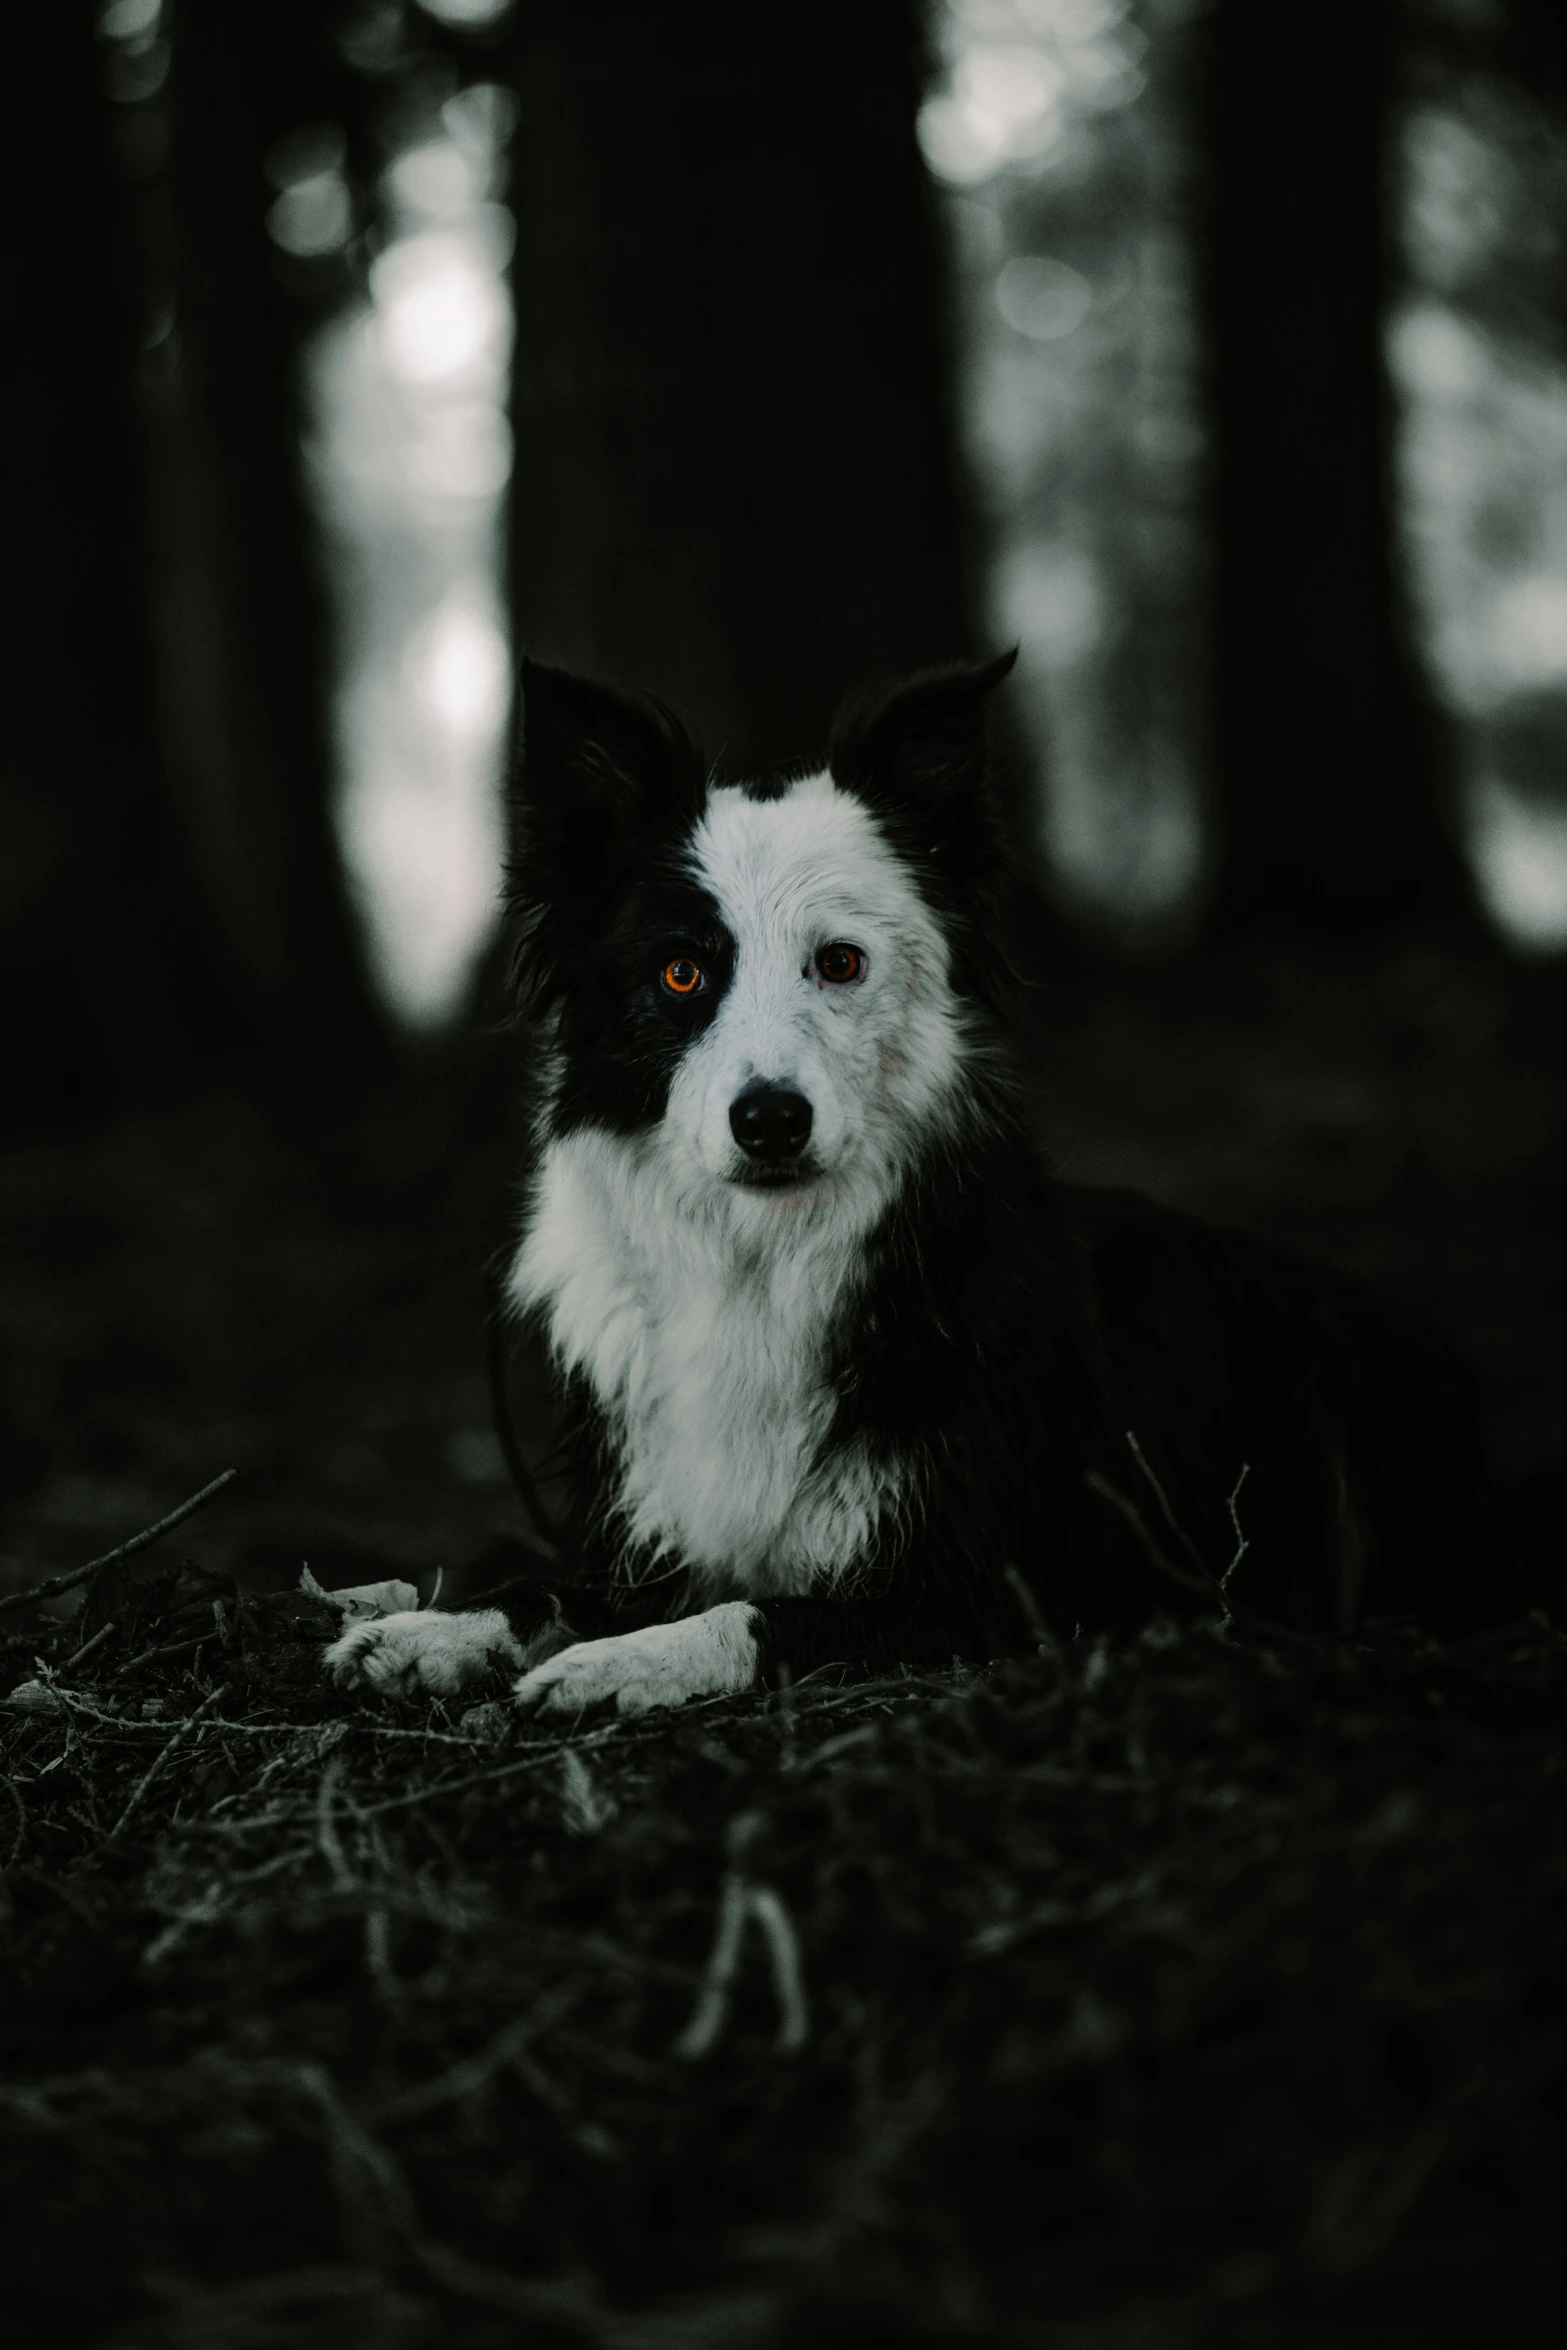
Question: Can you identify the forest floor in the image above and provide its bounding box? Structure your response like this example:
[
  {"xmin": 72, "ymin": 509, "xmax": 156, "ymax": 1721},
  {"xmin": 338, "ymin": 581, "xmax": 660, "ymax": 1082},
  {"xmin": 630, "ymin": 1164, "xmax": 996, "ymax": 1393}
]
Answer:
[{"xmin": 1, "ymin": 930, "xmax": 1565, "ymax": 2346}]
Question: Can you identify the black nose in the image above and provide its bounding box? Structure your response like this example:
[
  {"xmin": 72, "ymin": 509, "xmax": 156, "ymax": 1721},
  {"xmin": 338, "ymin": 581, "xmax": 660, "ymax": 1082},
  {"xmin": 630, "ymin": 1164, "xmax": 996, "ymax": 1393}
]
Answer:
[{"xmin": 729, "ymin": 1085, "xmax": 813, "ymax": 1160}]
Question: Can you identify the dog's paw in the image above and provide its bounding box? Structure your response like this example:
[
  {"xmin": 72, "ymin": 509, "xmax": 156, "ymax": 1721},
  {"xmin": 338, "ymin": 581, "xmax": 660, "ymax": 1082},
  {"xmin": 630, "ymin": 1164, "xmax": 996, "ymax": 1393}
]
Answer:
[
  {"xmin": 513, "ymin": 1602, "xmax": 761, "ymax": 1720},
  {"xmin": 324, "ymin": 1608, "xmax": 524, "ymax": 1697}
]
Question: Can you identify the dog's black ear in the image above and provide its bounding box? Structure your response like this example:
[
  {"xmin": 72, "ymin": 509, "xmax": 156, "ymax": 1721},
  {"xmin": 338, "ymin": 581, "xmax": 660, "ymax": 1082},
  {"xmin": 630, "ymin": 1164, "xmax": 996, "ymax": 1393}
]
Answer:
[
  {"xmin": 827, "ymin": 650, "xmax": 1017, "ymax": 814},
  {"xmin": 516, "ymin": 659, "xmax": 707, "ymax": 840},
  {"xmin": 828, "ymin": 654, "xmax": 1019, "ymax": 1000},
  {"xmin": 508, "ymin": 662, "xmax": 707, "ymax": 1012}
]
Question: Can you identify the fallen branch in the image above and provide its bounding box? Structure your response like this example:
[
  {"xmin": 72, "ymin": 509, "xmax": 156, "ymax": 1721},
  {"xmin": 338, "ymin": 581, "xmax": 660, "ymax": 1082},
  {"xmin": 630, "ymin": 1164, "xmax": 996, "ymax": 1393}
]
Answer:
[
  {"xmin": 0, "ymin": 1471, "xmax": 239, "ymax": 1619},
  {"xmin": 241, "ymin": 2055, "xmax": 595, "ymax": 2319},
  {"xmin": 110, "ymin": 1631, "xmax": 209, "ymax": 1681},
  {"xmin": 1090, "ymin": 1438, "xmax": 1317, "ymax": 1647},
  {"xmin": 46, "ymin": 1711, "xmax": 502, "ymax": 1747},
  {"xmin": 1223, "ymin": 1464, "xmax": 1252, "ymax": 1596},
  {"xmin": 1124, "ymin": 1432, "xmax": 1224, "ymax": 1597},
  {"xmin": 1085, "ymin": 1471, "xmax": 1214, "ymax": 1606},
  {"xmin": 676, "ymin": 1812, "xmax": 809, "ymax": 2059},
  {"xmin": 674, "ymin": 1873, "xmax": 750, "ymax": 2060},
  {"xmin": 315, "ymin": 1754, "xmax": 353, "ymax": 1891},
  {"xmin": 66, "ymin": 1619, "xmax": 118, "ymax": 1673},
  {"xmin": 371, "ymin": 1987, "xmax": 580, "ymax": 2126}
]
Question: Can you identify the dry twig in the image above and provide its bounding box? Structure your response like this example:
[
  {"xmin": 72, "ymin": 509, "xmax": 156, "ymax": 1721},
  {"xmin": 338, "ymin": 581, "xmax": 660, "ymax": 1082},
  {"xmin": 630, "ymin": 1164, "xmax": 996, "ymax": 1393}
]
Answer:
[
  {"xmin": 1094, "ymin": 1436, "xmax": 1308, "ymax": 1645},
  {"xmin": 110, "ymin": 1631, "xmax": 209, "ymax": 1681},
  {"xmin": 68, "ymin": 1619, "xmax": 118, "ymax": 1671},
  {"xmin": 0, "ymin": 1471, "xmax": 239, "ymax": 1618},
  {"xmin": 1223, "ymin": 1464, "xmax": 1252, "ymax": 1597},
  {"xmin": 676, "ymin": 1813, "xmax": 809, "ymax": 2059},
  {"xmin": 104, "ymin": 1685, "xmax": 229, "ymax": 1844}
]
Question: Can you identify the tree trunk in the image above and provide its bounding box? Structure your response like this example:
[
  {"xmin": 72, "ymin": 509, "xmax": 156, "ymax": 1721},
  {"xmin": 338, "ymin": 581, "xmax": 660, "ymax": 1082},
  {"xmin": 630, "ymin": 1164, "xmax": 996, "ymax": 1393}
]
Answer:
[
  {"xmin": 1199, "ymin": 0, "xmax": 1472, "ymax": 933},
  {"xmin": 154, "ymin": 0, "xmax": 378, "ymax": 1035},
  {"xmin": 0, "ymin": 5, "xmax": 246, "ymax": 1128},
  {"xmin": 0, "ymin": 2, "xmax": 380, "ymax": 1133},
  {"xmin": 502, "ymin": 0, "xmax": 973, "ymax": 774}
]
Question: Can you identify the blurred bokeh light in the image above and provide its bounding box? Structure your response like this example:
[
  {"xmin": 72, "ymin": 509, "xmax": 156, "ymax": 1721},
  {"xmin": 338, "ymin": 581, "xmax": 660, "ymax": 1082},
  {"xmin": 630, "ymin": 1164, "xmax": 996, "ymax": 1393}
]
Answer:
[
  {"xmin": 925, "ymin": 0, "xmax": 1567, "ymax": 952},
  {"xmin": 301, "ymin": 81, "xmax": 515, "ymax": 1025},
  {"xmin": 920, "ymin": 0, "xmax": 1206, "ymax": 943},
  {"xmin": 265, "ymin": 124, "xmax": 355, "ymax": 260},
  {"xmin": 288, "ymin": 0, "xmax": 1567, "ymax": 1017},
  {"xmin": 1393, "ymin": 80, "xmax": 1567, "ymax": 950}
]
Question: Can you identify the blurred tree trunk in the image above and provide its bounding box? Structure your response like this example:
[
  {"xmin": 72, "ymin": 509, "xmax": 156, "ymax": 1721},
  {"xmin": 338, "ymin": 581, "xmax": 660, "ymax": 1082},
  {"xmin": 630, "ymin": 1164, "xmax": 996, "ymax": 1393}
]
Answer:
[
  {"xmin": 1199, "ymin": 0, "xmax": 1473, "ymax": 934},
  {"xmin": 502, "ymin": 0, "xmax": 973, "ymax": 772},
  {"xmin": 0, "ymin": 6, "xmax": 243, "ymax": 1128},
  {"xmin": 151, "ymin": 0, "xmax": 378, "ymax": 1036},
  {"xmin": 0, "ymin": 3, "xmax": 375, "ymax": 1134}
]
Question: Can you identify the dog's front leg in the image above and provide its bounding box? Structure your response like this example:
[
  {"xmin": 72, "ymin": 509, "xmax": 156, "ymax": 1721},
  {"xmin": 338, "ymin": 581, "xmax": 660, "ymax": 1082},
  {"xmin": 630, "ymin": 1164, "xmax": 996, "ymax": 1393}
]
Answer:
[{"xmin": 513, "ymin": 1601, "xmax": 763, "ymax": 1719}]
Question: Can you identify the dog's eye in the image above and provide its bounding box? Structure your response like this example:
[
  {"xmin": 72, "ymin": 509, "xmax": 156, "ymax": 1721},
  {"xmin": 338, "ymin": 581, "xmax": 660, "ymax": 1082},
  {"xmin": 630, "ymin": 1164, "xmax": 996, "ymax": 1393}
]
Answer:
[
  {"xmin": 815, "ymin": 943, "xmax": 864, "ymax": 986},
  {"xmin": 661, "ymin": 957, "xmax": 705, "ymax": 997}
]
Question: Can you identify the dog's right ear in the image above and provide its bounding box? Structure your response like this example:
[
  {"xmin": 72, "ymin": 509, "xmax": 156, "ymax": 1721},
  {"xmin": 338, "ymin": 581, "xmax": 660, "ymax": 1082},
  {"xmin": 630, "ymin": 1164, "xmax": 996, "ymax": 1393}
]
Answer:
[
  {"xmin": 515, "ymin": 660, "xmax": 706, "ymax": 845},
  {"xmin": 508, "ymin": 663, "xmax": 707, "ymax": 1011}
]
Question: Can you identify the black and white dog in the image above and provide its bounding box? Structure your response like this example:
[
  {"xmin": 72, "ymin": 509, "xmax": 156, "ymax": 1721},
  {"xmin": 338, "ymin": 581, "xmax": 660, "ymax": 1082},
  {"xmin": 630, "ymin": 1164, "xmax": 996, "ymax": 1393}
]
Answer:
[{"xmin": 327, "ymin": 653, "xmax": 1490, "ymax": 1715}]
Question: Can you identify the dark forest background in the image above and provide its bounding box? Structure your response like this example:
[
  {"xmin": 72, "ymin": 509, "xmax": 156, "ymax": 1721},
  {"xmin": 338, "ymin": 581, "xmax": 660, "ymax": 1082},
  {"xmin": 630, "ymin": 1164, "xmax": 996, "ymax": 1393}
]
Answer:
[
  {"xmin": 4, "ymin": 11, "xmax": 1567, "ymax": 2343},
  {"xmin": 3, "ymin": 0, "xmax": 1567, "ymax": 1599}
]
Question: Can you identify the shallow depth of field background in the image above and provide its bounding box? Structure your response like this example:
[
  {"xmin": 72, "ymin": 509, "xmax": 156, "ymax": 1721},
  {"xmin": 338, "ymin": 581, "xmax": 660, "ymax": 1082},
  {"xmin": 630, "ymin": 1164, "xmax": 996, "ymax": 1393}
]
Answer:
[
  {"xmin": 4, "ymin": 0, "xmax": 1566, "ymax": 1598},
  {"xmin": 3, "ymin": 9, "xmax": 1567, "ymax": 2346}
]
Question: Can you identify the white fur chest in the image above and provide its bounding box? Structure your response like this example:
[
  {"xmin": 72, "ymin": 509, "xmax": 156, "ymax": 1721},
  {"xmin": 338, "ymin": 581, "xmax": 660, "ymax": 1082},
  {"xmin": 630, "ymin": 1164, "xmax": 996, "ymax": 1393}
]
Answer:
[{"xmin": 508, "ymin": 1130, "xmax": 903, "ymax": 1598}]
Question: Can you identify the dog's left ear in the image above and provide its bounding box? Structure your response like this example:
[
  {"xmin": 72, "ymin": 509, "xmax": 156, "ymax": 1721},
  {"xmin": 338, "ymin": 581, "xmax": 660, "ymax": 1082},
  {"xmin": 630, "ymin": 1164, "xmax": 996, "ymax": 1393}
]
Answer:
[{"xmin": 827, "ymin": 649, "xmax": 1017, "ymax": 817}]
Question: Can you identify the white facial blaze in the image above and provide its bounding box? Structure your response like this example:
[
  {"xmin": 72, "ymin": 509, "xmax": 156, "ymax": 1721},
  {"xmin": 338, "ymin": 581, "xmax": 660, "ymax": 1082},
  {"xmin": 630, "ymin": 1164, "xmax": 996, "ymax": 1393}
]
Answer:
[
  {"xmin": 670, "ymin": 769, "xmax": 966, "ymax": 1201},
  {"xmin": 511, "ymin": 768, "xmax": 973, "ymax": 1597}
]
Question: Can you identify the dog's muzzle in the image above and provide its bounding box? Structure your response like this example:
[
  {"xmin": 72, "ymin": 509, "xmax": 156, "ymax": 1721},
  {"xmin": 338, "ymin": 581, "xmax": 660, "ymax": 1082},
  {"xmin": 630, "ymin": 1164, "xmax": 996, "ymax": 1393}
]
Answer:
[{"xmin": 729, "ymin": 1083, "xmax": 813, "ymax": 1174}]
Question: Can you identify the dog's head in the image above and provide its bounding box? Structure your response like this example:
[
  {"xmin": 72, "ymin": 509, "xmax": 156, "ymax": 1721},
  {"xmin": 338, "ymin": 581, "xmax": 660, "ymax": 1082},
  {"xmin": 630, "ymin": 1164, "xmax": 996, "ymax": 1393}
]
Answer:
[{"xmin": 508, "ymin": 653, "xmax": 1016, "ymax": 1223}]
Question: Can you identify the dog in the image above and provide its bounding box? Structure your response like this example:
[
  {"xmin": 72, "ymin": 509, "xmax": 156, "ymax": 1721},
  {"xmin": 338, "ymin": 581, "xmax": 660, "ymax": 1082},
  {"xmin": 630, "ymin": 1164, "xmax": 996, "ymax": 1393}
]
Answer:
[{"xmin": 325, "ymin": 652, "xmax": 1494, "ymax": 1716}]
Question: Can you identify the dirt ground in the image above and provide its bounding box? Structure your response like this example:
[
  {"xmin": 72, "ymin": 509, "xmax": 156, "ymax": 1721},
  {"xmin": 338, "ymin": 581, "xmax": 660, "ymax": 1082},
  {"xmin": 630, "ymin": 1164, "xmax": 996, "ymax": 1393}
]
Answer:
[{"xmin": 2, "ymin": 929, "xmax": 1565, "ymax": 2348}]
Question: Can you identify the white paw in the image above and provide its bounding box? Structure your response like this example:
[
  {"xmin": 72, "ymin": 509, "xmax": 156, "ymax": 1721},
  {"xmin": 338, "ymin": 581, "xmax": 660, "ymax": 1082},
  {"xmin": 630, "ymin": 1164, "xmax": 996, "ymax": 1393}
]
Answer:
[
  {"xmin": 513, "ymin": 1603, "xmax": 760, "ymax": 1720},
  {"xmin": 324, "ymin": 1608, "xmax": 524, "ymax": 1697}
]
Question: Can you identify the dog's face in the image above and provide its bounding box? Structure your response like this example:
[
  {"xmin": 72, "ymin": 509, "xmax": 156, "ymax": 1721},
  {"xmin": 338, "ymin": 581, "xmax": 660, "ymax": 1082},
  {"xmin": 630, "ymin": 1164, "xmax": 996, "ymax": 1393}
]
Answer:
[{"xmin": 510, "ymin": 655, "xmax": 1015, "ymax": 1227}]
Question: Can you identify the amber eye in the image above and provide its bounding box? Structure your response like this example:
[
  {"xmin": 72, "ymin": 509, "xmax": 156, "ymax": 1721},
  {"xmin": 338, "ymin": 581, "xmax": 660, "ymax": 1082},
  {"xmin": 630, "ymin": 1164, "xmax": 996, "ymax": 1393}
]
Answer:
[
  {"xmin": 816, "ymin": 942, "xmax": 864, "ymax": 985},
  {"xmin": 661, "ymin": 956, "xmax": 704, "ymax": 997}
]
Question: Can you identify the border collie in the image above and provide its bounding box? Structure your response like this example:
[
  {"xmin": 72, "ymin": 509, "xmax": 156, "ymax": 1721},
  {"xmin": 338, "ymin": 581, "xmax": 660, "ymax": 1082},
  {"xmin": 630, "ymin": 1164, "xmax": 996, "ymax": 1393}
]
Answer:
[{"xmin": 326, "ymin": 654, "xmax": 1490, "ymax": 1715}]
